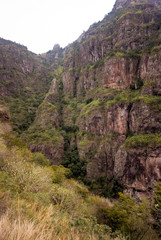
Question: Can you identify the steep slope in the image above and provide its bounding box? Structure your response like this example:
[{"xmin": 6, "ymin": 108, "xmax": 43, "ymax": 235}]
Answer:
[
  {"xmin": 2, "ymin": 0, "xmax": 161, "ymax": 196},
  {"xmin": 0, "ymin": 38, "xmax": 53, "ymax": 134},
  {"xmin": 25, "ymin": 0, "xmax": 161, "ymax": 196},
  {"xmin": 2, "ymin": 105, "xmax": 160, "ymax": 240},
  {"xmin": 0, "ymin": 106, "xmax": 116, "ymax": 240}
]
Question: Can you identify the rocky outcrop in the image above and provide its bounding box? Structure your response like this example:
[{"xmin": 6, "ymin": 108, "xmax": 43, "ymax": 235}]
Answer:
[
  {"xmin": 29, "ymin": 141, "xmax": 64, "ymax": 165},
  {"xmin": 114, "ymin": 146, "xmax": 161, "ymax": 194},
  {"xmin": 140, "ymin": 51, "xmax": 161, "ymax": 94},
  {"xmin": 23, "ymin": 77, "xmax": 64, "ymax": 165},
  {"xmin": 40, "ymin": 44, "xmax": 63, "ymax": 69},
  {"xmin": 76, "ymin": 97, "xmax": 161, "ymax": 191},
  {"xmin": 1, "ymin": 0, "xmax": 161, "ymax": 195},
  {"xmin": 114, "ymin": 0, "xmax": 161, "ymax": 10},
  {"xmin": 103, "ymin": 57, "xmax": 140, "ymax": 89},
  {"xmin": 47, "ymin": 0, "xmax": 161, "ymax": 194}
]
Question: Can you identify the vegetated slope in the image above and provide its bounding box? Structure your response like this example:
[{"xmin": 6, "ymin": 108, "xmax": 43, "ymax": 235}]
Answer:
[
  {"xmin": 0, "ymin": 38, "xmax": 53, "ymax": 134},
  {"xmin": 0, "ymin": 106, "xmax": 161, "ymax": 240},
  {"xmin": 0, "ymin": 106, "xmax": 121, "ymax": 240},
  {"xmin": 23, "ymin": 0, "xmax": 161, "ymax": 197}
]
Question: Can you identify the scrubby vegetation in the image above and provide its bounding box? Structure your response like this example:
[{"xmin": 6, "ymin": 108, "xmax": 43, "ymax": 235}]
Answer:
[
  {"xmin": 1, "ymin": 1, "xmax": 161, "ymax": 239},
  {"xmin": 0, "ymin": 132, "xmax": 160, "ymax": 240},
  {"xmin": 0, "ymin": 133, "xmax": 122, "ymax": 240},
  {"xmin": 97, "ymin": 193, "xmax": 159, "ymax": 240},
  {"xmin": 124, "ymin": 133, "xmax": 161, "ymax": 148}
]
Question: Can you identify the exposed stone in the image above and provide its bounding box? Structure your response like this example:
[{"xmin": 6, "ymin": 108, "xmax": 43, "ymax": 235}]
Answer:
[
  {"xmin": 1, "ymin": 0, "xmax": 161, "ymax": 196},
  {"xmin": 29, "ymin": 142, "xmax": 64, "ymax": 165},
  {"xmin": 103, "ymin": 57, "xmax": 139, "ymax": 89}
]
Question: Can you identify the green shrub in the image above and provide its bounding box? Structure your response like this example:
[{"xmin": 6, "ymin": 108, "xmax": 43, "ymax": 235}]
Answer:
[
  {"xmin": 49, "ymin": 165, "xmax": 72, "ymax": 183},
  {"xmin": 151, "ymin": 45, "xmax": 161, "ymax": 53},
  {"xmin": 97, "ymin": 193, "xmax": 154, "ymax": 240},
  {"xmin": 2, "ymin": 134, "xmax": 26, "ymax": 148},
  {"xmin": 87, "ymin": 177, "xmax": 123, "ymax": 198},
  {"xmin": 62, "ymin": 143, "xmax": 86, "ymax": 179},
  {"xmin": 30, "ymin": 152, "xmax": 50, "ymax": 166},
  {"xmin": 124, "ymin": 134, "xmax": 161, "ymax": 148},
  {"xmin": 153, "ymin": 183, "xmax": 161, "ymax": 237},
  {"xmin": 139, "ymin": 95, "xmax": 161, "ymax": 111}
]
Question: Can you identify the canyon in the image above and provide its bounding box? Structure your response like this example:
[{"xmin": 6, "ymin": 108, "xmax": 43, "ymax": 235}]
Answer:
[{"xmin": 0, "ymin": 0, "xmax": 161, "ymax": 197}]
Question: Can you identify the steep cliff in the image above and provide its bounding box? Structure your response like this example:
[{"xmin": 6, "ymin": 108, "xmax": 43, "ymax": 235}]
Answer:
[
  {"xmin": 1, "ymin": 0, "xmax": 161, "ymax": 195},
  {"xmin": 29, "ymin": 0, "xmax": 161, "ymax": 195}
]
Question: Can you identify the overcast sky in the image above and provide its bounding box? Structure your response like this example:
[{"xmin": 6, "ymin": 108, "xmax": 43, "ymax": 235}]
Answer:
[{"xmin": 0, "ymin": 0, "xmax": 116, "ymax": 54}]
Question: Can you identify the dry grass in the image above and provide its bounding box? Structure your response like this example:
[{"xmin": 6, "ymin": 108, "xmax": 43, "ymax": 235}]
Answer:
[
  {"xmin": 0, "ymin": 203, "xmax": 114, "ymax": 240},
  {"xmin": 0, "ymin": 212, "xmax": 52, "ymax": 240},
  {"xmin": 0, "ymin": 132, "xmax": 124, "ymax": 240}
]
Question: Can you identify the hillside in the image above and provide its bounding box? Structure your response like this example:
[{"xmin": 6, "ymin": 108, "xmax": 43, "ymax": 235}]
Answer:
[
  {"xmin": 0, "ymin": 104, "xmax": 160, "ymax": 240},
  {"xmin": 0, "ymin": 38, "xmax": 53, "ymax": 134},
  {"xmin": 0, "ymin": 0, "xmax": 161, "ymax": 239},
  {"xmin": 21, "ymin": 0, "xmax": 161, "ymax": 197}
]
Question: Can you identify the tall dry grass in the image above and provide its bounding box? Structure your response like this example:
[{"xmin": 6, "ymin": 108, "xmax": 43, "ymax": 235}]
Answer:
[
  {"xmin": 0, "ymin": 134, "xmax": 125, "ymax": 240},
  {"xmin": 0, "ymin": 204, "xmax": 114, "ymax": 240}
]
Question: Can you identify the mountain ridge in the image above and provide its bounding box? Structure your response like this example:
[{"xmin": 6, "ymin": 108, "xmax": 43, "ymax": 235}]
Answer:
[{"xmin": 0, "ymin": 0, "xmax": 161, "ymax": 198}]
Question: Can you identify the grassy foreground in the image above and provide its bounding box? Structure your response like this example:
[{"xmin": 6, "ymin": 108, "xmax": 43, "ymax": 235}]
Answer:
[
  {"xmin": 0, "ymin": 109, "xmax": 160, "ymax": 239},
  {"xmin": 0, "ymin": 131, "xmax": 126, "ymax": 240}
]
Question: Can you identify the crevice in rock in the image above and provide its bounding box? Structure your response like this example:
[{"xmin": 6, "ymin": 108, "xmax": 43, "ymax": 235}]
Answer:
[
  {"xmin": 127, "ymin": 103, "xmax": 132, "ymax": 137},
  {"xmin": 73, "ymin": 76, "xmax": 79, "ymax": 97}
]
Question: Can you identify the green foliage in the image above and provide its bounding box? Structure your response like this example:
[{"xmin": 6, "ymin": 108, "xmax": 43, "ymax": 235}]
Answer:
[
  {"xmin": 69, "ymin": 216, "xmax": 111, "ymax": 239},
  {"xmin": 115, "ymin": 42, "xmax": 120, "ymax": 48},
  {"xmin": 139, "ymin": 95, "xmax": 161, "ymax": 111},
  {"xmin": 80, "ymin": 99, "xmax": 101, "ymax": 116},
  {"xmin": 79, "ymin": 139, "xmax": 91, "ymax": 148},
  {"xmin": 0, "ymin": 66, "xmax": 52, "ymax": 135},
  {"xmin": 0, "ymin": 135, "xmax": 92, "ymax": 215},
  {"xmin": 23, "ymin": 126, "xmax": 62, "ymax": 144},
  {"xmin": 2, "ymin": 134, "xmax": 26, "ymax": 148},
  {"xmin": 90, "ymin": 59, "xmax": 105, "ymax": 69},
  {"xmin": 153, "ymin": 183, "xmax": 161, "ymax": 237},
  {"xmin": 117, "ymin": 11, "xmax": 133, "ymax": 23},
  {"xmin": 105, "ymin": 90, "xmax": 141, "ymax": 107},
  {"xmin": 30, "ymin": 152, "xmax": 50, "ymax": 166},
  {"xmin": 0, "ymin": 171, "xmax": 21, "ymax": 195},
  {"xmin": 50, "ymin": 165, "xmax": 72, "ymax": 183},
  {"xmin": 151, "ymin": 45, "xmax": 161, "ymax": 53},
  {"xmin": 124, "ymin": 133, "xmax": 161, "ymax": 148},
  {"xmin": 86, "ymin": 177, "xmax": 124, "ymax": 198},
  {"xmin": 106, "ymin": 49, "xmax": 141, "ymax": 59},
  {"xmin": 97, "ymin": 193, "xmax": 155, "ymax": 240},
  {"xmin": 62, "ymin": 143, "xmax": 86, "ymax": 179},
  {"xmin": 143, "ymin": 38, "xmax": 161, "ymax": 53},
  {"xmin": 4, "ymin": 95, "xmax": 39, "ymax": 134}
]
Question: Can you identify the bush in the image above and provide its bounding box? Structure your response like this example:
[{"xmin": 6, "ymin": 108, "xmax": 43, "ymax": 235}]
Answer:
[
  {"xmin": 153, "ymin": 183, "xmax": 161, "ymax": 237},
  {"xmin": 124, "ymin": 134, "xmax": 161, "ymax": 148},
  {"xmin": 87, "ymin": 177, "xmax": 124, "ymax": 198},
  {"xmin": 97, "ymin": 193, "xmax": 156, "ymax": 240},
  {"xmin": 30, "ymin": 152, "xmax": 50, "ymax": 166}
]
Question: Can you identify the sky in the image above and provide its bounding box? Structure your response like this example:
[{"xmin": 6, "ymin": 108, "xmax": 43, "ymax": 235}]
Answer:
[{"xmin": 0, "ymin": 0, "xmax": 116, "ymax": 54}]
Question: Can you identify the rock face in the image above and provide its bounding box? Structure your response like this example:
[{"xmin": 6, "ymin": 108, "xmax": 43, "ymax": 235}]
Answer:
[
  {"xmin": 114, "ymin": 0, "xmax": 161, "ymax": 10},
  {"xmin": 23, "ymin": 76, "xmax": 64, "ymax": 165},
  {"xmin": 54, "ymin": 0, "xmax": 161, "ymax": 194},
  {"xmin": 1, "ymin": 0, "xmax": 161, "ymax": 195}
]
